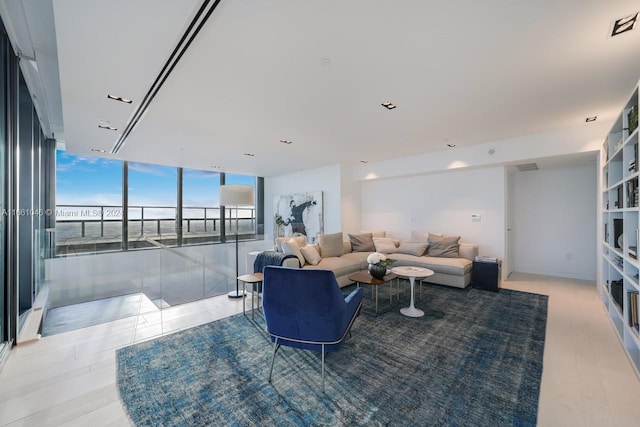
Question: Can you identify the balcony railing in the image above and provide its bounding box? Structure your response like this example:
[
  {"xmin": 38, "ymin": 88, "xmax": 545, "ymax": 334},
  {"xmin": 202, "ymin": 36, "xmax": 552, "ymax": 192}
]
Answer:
[{"xmin": 55, "ymin": 204, "xmax": 256, "ymax": 254}]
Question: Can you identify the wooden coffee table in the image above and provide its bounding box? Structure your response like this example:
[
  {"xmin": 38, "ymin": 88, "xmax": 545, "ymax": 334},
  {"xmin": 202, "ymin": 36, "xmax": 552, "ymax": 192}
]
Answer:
[{"xmin": 348, "ymin": 270, "xmax": 397, "ymax": 314}]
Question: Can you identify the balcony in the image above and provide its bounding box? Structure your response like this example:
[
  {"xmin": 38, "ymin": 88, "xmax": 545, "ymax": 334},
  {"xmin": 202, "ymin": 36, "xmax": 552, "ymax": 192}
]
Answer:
[{"xmin": 55, "ymin": 204, "xmax": 257, "ymax": 255}]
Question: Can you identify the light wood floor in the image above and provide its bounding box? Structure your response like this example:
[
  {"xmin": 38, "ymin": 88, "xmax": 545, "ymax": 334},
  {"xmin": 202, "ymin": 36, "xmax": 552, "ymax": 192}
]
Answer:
[{"xmin": 0, "ymin": 273, "xmax": 639, "ymax": 426}]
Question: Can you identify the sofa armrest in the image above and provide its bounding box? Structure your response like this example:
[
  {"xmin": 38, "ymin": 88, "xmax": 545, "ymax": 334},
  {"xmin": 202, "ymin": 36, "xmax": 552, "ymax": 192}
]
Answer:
[
  {"xmin": 282, "ymin": 257, "xmax": 301, "ymax": 268},
  {"xmin": 459, "ymin": 243, "xmax": 478, "ymax": 261}
]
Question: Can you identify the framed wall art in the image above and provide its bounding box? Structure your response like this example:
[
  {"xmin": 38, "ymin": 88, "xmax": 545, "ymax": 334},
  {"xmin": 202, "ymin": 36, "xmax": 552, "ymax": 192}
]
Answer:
[{"xmin": 273, "ymin": 192, "xmax": 323, "ymax": 242}]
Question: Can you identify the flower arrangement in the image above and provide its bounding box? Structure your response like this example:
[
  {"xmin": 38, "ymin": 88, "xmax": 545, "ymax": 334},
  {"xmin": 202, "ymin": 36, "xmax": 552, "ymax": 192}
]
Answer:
[{"xmin": 366, "ymin": 252, "xmax": 395, "ymax": 267}]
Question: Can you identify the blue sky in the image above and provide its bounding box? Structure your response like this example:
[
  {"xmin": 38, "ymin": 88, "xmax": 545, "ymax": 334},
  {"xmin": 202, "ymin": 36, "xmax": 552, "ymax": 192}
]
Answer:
[{"xmin": 56, "ymin": 151, "xmax": 255, "ymax": 207}]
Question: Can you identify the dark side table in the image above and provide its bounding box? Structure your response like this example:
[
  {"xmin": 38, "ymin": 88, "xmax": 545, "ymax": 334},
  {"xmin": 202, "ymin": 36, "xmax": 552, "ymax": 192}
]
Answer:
[{"xmin": 471, "ymin": 260, "xmax": 501, "ymax": 292}]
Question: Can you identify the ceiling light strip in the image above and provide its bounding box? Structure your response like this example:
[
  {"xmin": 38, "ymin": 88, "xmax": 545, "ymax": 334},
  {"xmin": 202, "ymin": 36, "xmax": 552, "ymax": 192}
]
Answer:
[{"xmin": 111, "ymin": 0, "xmax": 222, "ymax": 154}]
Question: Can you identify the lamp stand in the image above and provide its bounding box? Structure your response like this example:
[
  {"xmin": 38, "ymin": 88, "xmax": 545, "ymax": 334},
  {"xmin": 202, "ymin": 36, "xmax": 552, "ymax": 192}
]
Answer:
[{"xmin": 228, "ymin": 206, "xmax": 244, "ymax": 299}]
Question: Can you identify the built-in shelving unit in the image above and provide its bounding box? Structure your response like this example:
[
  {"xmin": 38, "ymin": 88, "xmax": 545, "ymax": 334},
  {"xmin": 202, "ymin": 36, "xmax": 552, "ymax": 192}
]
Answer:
[{"xmin": 601, "ymin": 83, "xmax": 640, "ymax": 379}]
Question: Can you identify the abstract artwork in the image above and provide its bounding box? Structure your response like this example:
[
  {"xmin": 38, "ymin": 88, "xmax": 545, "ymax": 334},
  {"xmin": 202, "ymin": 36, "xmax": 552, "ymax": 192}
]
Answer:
[{"xmin": 274, "ymin": 192, "xmax": 323, "ymax": 242}]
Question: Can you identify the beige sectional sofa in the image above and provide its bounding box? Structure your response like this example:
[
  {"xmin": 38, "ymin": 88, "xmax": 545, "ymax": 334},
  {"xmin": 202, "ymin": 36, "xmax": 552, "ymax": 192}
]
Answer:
[{"xmin": 270, "ymin": 231, "xmax": 477, "ymax": 289}]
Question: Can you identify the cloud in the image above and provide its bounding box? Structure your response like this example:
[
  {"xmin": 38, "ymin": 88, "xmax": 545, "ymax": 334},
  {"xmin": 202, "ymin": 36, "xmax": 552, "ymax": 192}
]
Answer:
[
  {"xmin": 183, "ymin": 169, "xmax": 220, "ymax": 179},
  {"xmin": 128, "ymin": 162, "xmax": 170, "ymax": 175}
]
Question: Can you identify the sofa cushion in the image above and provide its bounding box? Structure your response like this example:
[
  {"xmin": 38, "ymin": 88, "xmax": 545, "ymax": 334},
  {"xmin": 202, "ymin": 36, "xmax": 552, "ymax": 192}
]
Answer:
[
  {"xmin": 390, "ymin": 253, "xmax": 472, "ymax": 276},
  {"xmin": 427, "ymin": 235, "xmax": 460, "ymax": 258},
  {"xmin": 411, "ymin": 231, "xmax": 443, "ymax": 243},
  {"xmin": 349, "ymin": 233, "xmax": 375, "ymax": 252},
  {"xmin": 300, "ymin": 245, "xmax": 321, "ymax": 265},
  {"xmin": 303, "ymin": 256, "xmax": 362, "ymax": 278},
  {"xmin": 373, "ymin": 237, "xmax": 398, "ymax": 254},
  {"xmin": 396, "ymin": 241, "xmax": 428, "ymax": 257},
  {"xmin": 459, "ymin": 243, "xmax": 478, "ymax": 261},
  {"xmin": 318, "ymin": 232, "xmax": 345, "ymax": 258},
  {"xmin": 341, "ymin": 251, "xmax": 371, "ymax": 270}
]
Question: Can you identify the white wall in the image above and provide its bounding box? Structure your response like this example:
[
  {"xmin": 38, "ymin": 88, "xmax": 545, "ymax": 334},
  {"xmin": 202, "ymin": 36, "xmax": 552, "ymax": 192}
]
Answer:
[
  {"xmin": 360, "ymin": 166, "xmax": 506, "ymax": 258},
  {"xmin": 511, "ymin": 164, "xmax": 597, "ymax": 280}
]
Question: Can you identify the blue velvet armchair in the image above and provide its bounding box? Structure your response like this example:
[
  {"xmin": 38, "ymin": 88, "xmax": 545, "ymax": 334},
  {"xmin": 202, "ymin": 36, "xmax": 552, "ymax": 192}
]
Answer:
[{"xmin": 262, "ymin": 266, "xmax": 363, "ymax": 390}]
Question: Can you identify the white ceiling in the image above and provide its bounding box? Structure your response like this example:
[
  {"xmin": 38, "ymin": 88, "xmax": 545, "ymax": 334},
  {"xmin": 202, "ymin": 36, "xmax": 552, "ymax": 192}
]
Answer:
[{"xmin": 4, "ymin": 0, "xmax": 640, "ymax": 177}]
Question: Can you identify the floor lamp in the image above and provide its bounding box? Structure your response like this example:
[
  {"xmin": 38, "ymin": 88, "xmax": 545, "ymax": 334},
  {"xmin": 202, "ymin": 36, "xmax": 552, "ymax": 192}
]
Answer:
[{"xmin": 220, "ymin": 184, "xmax": 255, "ymax": 299}]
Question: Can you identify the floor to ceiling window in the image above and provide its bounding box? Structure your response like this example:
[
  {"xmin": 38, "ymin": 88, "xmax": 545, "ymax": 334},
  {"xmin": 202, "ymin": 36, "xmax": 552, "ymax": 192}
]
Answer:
[
  {"xmin": 0, "ymin": 17, "xmax": 55, "ymax": 353},
  {"xmin": 55, "ymin": 152, "xmax": 123, "ymax": 254},
  {"xmin": 182, "ymin": 168, "xmax": 221, "ymax": 244},
  {"xmin": 55, "ymin": 154, "xmax": 264, "ymax": 254},
  {"xmin": 127, "ymin": 161, "xmax": 178, "ymax": 248}
]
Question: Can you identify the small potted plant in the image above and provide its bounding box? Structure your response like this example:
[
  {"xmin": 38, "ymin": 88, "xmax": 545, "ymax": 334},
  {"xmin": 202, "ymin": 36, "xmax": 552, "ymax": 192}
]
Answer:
[{"xmin": 366, "ymin": 252, "xmax": 395, "ymax": 279}]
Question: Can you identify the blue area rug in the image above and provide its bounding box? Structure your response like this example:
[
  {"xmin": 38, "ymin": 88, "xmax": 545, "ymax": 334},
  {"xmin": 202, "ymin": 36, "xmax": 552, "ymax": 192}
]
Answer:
[{"xmin": 117, "ymin": 283, "xmax": 548, "ymax": 426}]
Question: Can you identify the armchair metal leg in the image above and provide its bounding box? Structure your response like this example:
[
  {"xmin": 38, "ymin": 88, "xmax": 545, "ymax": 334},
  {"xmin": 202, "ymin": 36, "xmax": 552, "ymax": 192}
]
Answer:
[
  {"xmin": 268, "ymin": 341, "xmax": 280, "ymax": 383},
  {"xmin": 321, "ymin": 344, "xmax": 326, "ymax": 392}
]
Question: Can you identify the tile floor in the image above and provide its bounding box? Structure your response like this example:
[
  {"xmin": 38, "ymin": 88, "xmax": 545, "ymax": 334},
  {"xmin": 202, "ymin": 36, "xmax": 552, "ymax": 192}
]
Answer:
[{"xmin": 0, "ymin": 273, "xmax": 639, "ymax": 426}]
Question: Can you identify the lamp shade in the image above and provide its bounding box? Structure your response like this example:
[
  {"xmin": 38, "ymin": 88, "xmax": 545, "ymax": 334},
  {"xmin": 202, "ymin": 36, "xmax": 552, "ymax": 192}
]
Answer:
[{"xmin": 219, "ymin": 185, "xmax": 254, "ymax": 206}]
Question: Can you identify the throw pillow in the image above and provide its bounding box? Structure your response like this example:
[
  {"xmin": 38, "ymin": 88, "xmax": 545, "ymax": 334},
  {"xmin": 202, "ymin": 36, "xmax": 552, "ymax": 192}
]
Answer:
[
  {"xmin": 281, "ymin": 239, "xmax": 305, "ymax": 267},
  {"xmin": 396, "ymin": 241, "xmax": 428, "ymax": 256},
  {"xmin": 300, "ymin": 245, "xmax": 322, "ymax": 265},
  {"xmin": 275, "ymin": 235, "xmax": 306, "ymax": 252},
  {"xmin": 427, "ymin": 235, "xmax": 460, "ymax": 258},
  {"xmin": 373, "ymin": 237, "xmax": 398, "ymax": 254},
  {"xmin": 348, "ymin": 233, "xmax": 375, "ymax": 252},
  {"xmin": 318, "ymin": 232, "xmax": 345, "ymax": 258}
]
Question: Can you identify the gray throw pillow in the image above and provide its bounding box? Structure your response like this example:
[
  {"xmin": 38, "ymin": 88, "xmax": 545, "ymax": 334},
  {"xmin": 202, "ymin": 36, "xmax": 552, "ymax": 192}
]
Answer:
[
  {"xmin": 318, "ymin": 232, "xmax": 345, "ymax": 258},
  {"xmin": 348, "ymin": 233, "xmax": 375, "ymax": 252},
  {"xmin": 427, "ymin": 235, "xmax": 460, "ymax": 258}
]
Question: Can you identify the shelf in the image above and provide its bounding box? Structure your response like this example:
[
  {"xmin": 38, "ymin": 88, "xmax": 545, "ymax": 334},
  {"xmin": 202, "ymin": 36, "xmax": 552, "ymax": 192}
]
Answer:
[{"xmin": 601, "ymin": 79, "xmax": 640, "ymax": 381}]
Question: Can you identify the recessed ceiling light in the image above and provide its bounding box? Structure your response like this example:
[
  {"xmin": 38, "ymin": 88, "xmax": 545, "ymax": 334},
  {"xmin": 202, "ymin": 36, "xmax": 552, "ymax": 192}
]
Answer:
[
  {"xmin": 447, "ymin": 143, "xmax": 456, "ymax": 148},
  {"xmin": 585, "ymin": 116, "xmax": 598, "ymax": 122},
  {"xmin": 280, "ymin": 140, "xmax": 293, "ymax": 144},
  {"xmin": 91, "ymin": 148, "xmax": 107, "ymax": 153},
  {"xmin": 107, "ymin": 94, "xmax": 133, "ymax": 104},
  {"xmin": 244, "ymin": 153, "xmax": 255, "ymax": 157},
  {"xmin": 611, "ymin": 12, "xmax": 639, "ymax": 37},
  {"xmin": 381, "ymin": 102, "xmax": 397, "ymax": 110},
  {"xmin": 98, "ymin": 124, "xmax": 117, "ymax": 131},
  {"xmin": 360, "ymin": 160, "xmax": 368, "ymax": 163}
]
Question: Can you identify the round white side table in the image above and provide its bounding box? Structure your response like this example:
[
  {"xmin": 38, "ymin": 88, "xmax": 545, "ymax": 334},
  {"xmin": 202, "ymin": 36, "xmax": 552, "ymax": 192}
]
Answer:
[{"xmin": 390, "ymin": 266, "xmax": 434, "ymax": 317}]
